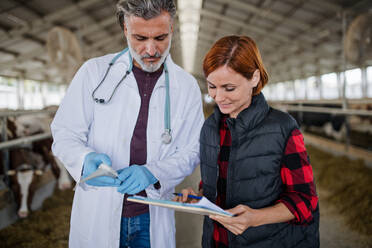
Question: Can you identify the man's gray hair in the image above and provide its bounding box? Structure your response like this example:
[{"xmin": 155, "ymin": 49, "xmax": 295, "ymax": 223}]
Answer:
[{"xmin": 116, "ymin": 0, "xmax": 176, "ymax": 30}]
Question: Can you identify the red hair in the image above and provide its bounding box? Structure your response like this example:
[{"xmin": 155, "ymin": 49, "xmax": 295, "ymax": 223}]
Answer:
[{"xmin": 203, "ymin": 36, "xmax": 268, "ymax": 96}]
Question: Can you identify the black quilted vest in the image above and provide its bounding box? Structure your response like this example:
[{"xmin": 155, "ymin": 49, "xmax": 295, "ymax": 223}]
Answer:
[{"xmin": 200, "ymin": 93, "xmax": 319, "ymax": 248}]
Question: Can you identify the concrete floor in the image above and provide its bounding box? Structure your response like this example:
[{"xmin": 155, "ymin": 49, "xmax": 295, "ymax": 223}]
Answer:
[{"xmin": 175, "ymin": 166, "xmax": 372, "ymax": 248}]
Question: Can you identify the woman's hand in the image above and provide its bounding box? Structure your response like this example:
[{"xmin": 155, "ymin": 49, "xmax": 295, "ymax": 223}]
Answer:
[
  {"xmin": 173, "ymin": 187, "xmax": 202, "ymax": 203},
  {"xmin": 209, "ymin": 204, "xmax": 259, "ymax": 235},
  {"xmin": 210, "ymin": 203, "xmax": 294, "ymax": 235}
]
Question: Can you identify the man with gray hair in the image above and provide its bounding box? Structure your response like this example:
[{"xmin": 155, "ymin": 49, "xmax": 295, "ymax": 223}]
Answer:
[{"xmin": 51, "ymin": 0, "xmax": 204, "ymax": 247}]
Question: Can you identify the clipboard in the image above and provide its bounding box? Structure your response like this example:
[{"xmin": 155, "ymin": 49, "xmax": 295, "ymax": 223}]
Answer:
[{"xmin": 127, "ymin": 195, "xmax": 233, "ymax": 217}]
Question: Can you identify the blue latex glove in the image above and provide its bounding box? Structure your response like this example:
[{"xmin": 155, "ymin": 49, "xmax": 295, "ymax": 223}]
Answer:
[
  {"xmin": 82, "ymin": 152, "xmax": 121, "ymax": 187},
  {"xmin": 117, "ymin": 165, "xmax": 158, "ymax": 195}
]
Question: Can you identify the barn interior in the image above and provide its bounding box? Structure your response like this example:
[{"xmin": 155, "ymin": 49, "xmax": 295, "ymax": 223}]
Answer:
[{"xmin": 0, "ymin": 0, "xmax": 372, "ymax": 247}]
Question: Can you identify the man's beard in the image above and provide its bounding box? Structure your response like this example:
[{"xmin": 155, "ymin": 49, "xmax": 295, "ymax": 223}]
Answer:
[{"xmin": 127, "ymin": 38, "xmax": 172, "ymax": 73}]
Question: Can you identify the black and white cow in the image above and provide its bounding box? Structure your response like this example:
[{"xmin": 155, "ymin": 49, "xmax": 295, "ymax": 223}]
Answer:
[{"xmin": 286, "ymin": 104, "xmax": 347, "ymax": 142}]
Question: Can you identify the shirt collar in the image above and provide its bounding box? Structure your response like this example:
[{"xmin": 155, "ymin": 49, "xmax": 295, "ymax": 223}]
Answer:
[{"xmin": 213, "ymin": 93, "xmax": 270, "ymax": 132}]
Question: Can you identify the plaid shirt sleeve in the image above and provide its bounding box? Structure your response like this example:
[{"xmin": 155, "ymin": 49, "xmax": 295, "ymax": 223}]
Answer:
[{"xmin": 277, "ymin": 128, "xmax": 318, "ymax": 225}]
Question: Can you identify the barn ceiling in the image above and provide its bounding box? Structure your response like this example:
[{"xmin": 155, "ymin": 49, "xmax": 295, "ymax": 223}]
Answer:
[
  {"xmin": 192, "ymin": 0, "xmax": 372, "ymax": 91},
  {"xmin": 0, "ymin": 0, "xmax": 371, "ymax": 93},
  {"xmin": 0, "ymin": 0, "xmax": 183, "ymax": 84}
]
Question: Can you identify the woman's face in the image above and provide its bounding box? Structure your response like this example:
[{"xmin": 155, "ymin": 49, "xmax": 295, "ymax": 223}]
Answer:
[{"xmin": 206, "ymin": 65, "xmax": 260, "ymax": 118}]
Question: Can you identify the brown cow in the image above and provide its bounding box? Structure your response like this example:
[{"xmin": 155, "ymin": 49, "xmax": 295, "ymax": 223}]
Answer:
[
  {"xmin": 3, "ymin": 115, "xmax": 71, "ymax": 217},
  {"xmin": 10, "ymin": 115, "xmax": 72, "ymax": 190}
]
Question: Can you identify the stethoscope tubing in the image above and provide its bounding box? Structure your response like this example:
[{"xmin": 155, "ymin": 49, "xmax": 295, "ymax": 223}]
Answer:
[{"xmin": 91, "ymin": 48, "xmax": 172, "ymax": 144}]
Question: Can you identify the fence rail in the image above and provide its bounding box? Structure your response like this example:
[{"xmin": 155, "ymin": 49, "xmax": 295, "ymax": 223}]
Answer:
[
  {"xmin": 0, "ymin": 109, "xmax": 56, "ymax": 118},
  {"xmin": 268, "ymin": 98, "xmax": 372, "ymax": 105},
  {"xmin": 275, "ymin": 105, "xmax": 372, "ymax": 116},
  {"xmin": 0, "ymin": 132, "xmax": 52, "ymax": 150}
]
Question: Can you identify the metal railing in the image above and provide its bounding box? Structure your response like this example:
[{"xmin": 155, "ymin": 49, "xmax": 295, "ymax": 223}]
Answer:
[
  {"xmin": 0, "ymin": 132, "xmax": 52, "ymax": 150},
  {"xmin": 275, "ymin": 105, "xmax": 372, "ymax": 117},
  {"xmin": 268, "ymin": 98, "xmax": 372, "ymax": 106},
  {"xmin": 0, "ymin": 109, "xmax": 56, "ymax": 118}
]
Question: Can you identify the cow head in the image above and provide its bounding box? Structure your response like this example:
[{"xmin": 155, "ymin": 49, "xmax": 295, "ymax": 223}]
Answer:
[{"xmin": 14, "ymin": 114, "xmax": 51, "ymax": 137}]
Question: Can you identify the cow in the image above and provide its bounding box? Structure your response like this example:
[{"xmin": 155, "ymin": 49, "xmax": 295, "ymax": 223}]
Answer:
[
  {"xmin": 349, "ymin": 103, "xmax": 372, "ymax": 135},
  {"xmin": 11, "ymin": 113, "xmax": 72, "ymax": 190},
  {"xmin": 285, "ymin": 104, "xmax": 347, "ymax": 142},
  {"xmin": 285, "ymin": 102, "xmax": 372, "ymax": 145},
  {"xmin": 1, "ymin": 113, "xmax": 72, "ymax": 218}
]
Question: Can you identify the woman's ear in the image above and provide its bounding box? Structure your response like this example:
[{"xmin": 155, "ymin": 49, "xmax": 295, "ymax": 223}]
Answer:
[{"xmin": 251, "ymin": 69, "xmax": 260, "ymax": 88}]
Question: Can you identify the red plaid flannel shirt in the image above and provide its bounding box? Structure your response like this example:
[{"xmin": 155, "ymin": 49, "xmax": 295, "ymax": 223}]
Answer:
[{"xmin": 200, "ymin": 117, "xmax": 318, "ymax": 248}]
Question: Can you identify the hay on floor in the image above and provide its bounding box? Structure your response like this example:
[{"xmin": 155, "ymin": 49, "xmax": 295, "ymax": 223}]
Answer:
[
  {"xmin": 308, "ymin": 145, "xmax": 372, "ymax": 236},
  {"xmin": 0, "ymin": 189, "xmax": 73, "ymax": 248}
]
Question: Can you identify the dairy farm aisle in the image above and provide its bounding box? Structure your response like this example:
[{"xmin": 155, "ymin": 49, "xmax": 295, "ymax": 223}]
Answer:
[{"xmin": 0, "ymin": 146, "xmax": 372, "ymax": 248}]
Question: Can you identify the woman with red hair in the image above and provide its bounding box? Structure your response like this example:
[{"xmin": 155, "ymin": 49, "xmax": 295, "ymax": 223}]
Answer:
[{"xmin": 177, "ymin": 36, "xmax": 319, "ymax": 247}]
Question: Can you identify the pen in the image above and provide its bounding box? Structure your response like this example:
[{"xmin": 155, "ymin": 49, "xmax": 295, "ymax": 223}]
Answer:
[{"xmin": 173, "ymin": 193, "xmax": 202, "ymax": 200}]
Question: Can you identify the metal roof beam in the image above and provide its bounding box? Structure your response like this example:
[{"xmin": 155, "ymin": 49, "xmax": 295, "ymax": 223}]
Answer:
[
  {"xmin": 209, "ymin": 0, "xmax": 342, "ymax": 47},
  {"xmin": 308, "ymin": 0, "xmax": 342, "ymax": 12},
  {"xmin": 200, "ymin": 9, "xmax": 301, "ymax": 45},
  {"xmin": 0, "ymin": 48, "xmax": 19, "ymax": 57},
  {"xmin": 212, "ymin": 0, "xmax": 313, "ymax": 32},
  {"xmin": 1, "ymin": 36, "xmax": 126, "ymax": 82},
  {"xmin": 0, "ymin": 0, "xmax": 102, "ymax": 47},
  {"xmin": 0, "ymin": 16, "xmax": 118, "ymax": 71},
  {"xmin": 77, "ymin": 5, "xmax": 117, "ymax": 54},
  {"xmin": 197, "ymin": 23, "xmax": 281, "ymax": 48},
  {"xmin": 16, "ymin": 45, "xmax": 125, "ymax": 83},
  {"xmin": 12, "ymin": 0, "xmax": 45, "ymax": 18},
  {"xmin": 196, "ymin": 28, "xmax": 339, "ymax": 68}
]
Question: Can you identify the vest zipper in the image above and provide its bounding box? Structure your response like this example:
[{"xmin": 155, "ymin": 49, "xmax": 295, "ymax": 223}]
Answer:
[
  {"xmin": 226, "ymin": 119, "xmax": 234, "ymax": 245},
  {"xmin": 215, "ymin": 145, "xmax": 220, "ymax": 200},
  {"xmin": 225, "ymin": 118, "xmax": 234, "ymax": 207}
]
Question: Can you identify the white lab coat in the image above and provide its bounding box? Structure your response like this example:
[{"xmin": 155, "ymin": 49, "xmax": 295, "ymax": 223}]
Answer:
[{"xmin": 51, "ymin": 51, "xmax": 204, "ymax": 248}]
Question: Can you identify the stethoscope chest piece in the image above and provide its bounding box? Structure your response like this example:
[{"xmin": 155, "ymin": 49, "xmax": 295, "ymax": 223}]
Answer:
[{"xmin": 161, "ymin": 130, "xmax": 172, "ymax": 144}]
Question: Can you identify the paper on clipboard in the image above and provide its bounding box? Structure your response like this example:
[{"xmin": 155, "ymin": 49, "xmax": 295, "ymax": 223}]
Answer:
[{"xmin": 127, "ymin": 195, "xmax": 233, "ymax": 217}]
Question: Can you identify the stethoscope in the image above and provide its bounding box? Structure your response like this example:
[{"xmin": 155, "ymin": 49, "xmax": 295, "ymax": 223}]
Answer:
[{"xmin": 91, "ymin": 47, "xmax": 172, "ymax": 144}]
